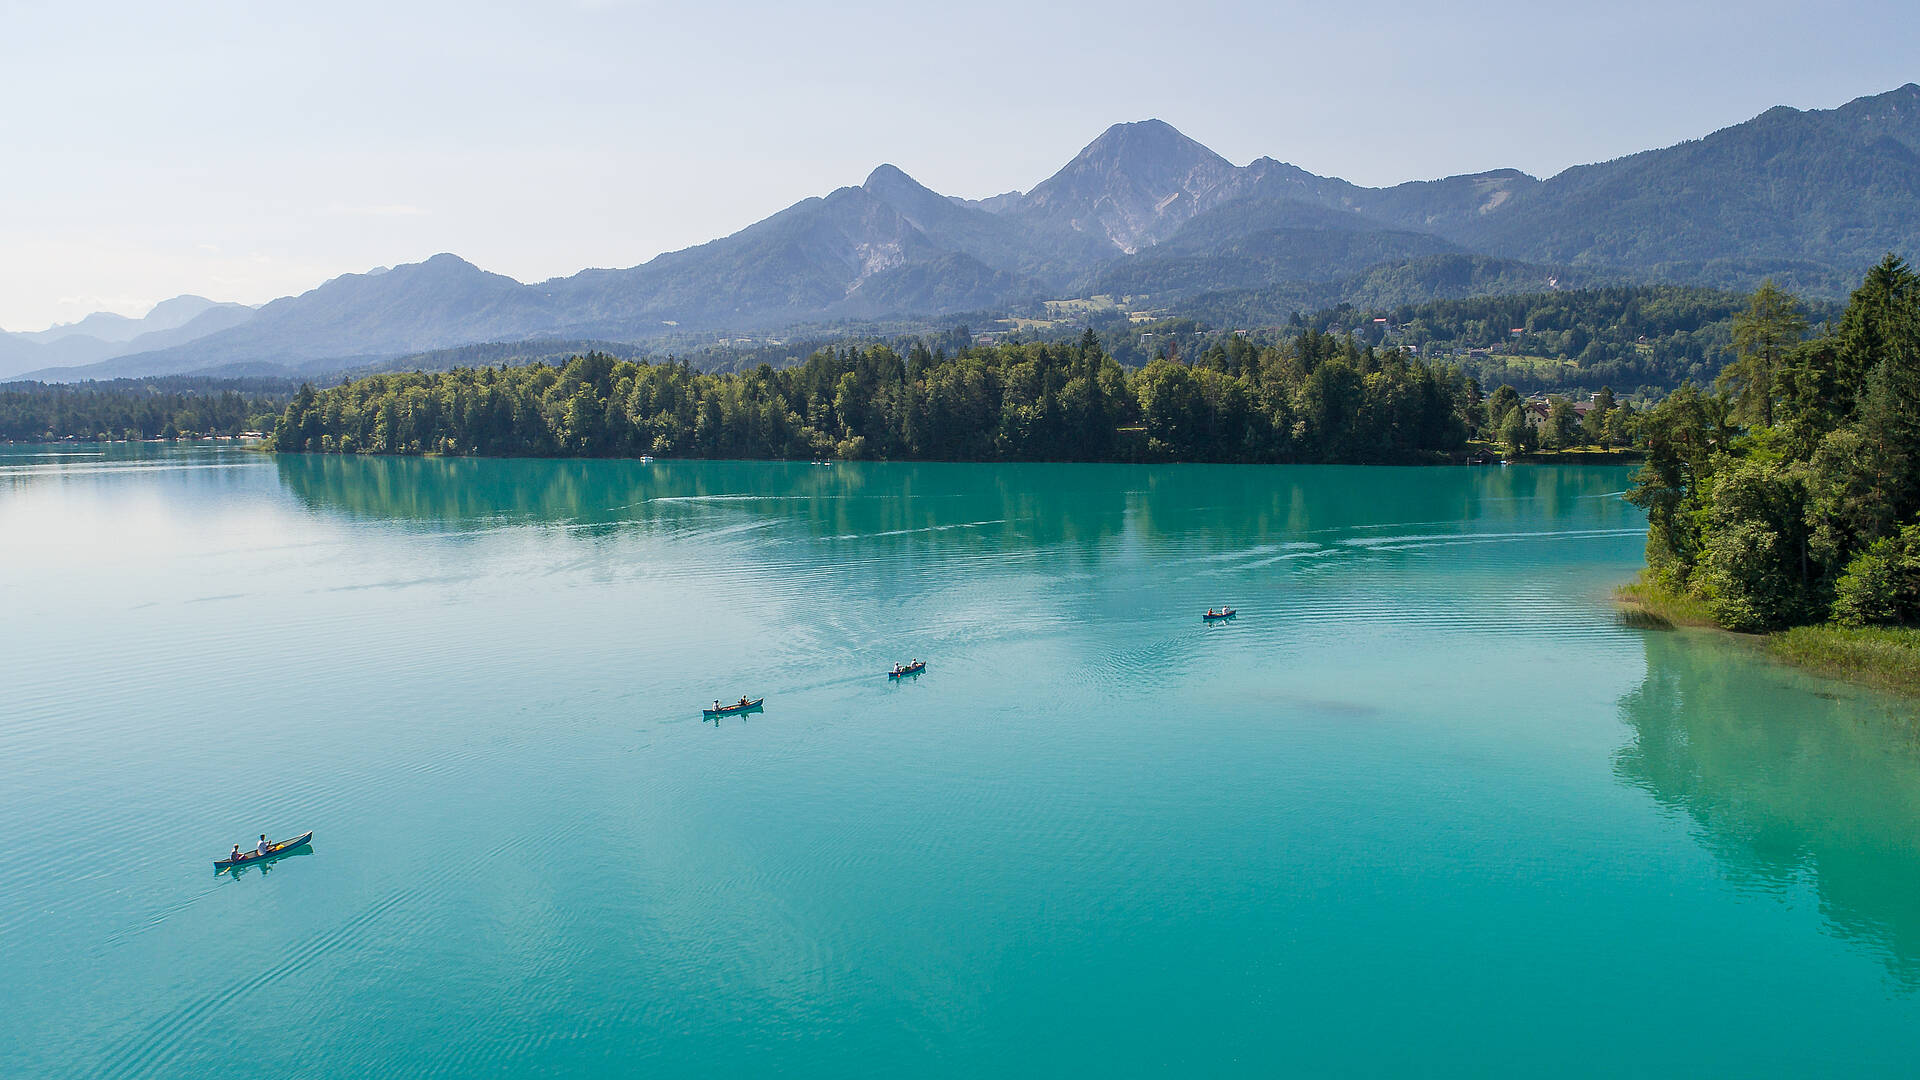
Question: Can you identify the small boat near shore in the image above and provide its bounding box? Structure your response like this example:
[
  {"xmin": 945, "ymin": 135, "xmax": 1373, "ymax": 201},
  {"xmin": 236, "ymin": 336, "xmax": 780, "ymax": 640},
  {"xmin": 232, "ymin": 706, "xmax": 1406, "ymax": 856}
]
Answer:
[
  {"xmin": 704, "ymin": 697, "xmax": 764, "ymax": 717},
  {"xmin": 888, "ymin": 660, "xmax": 926, "ymax": 678},
  {"xmin": 216, "ymin": 831, "xmax": 313, "ymax": 870}
]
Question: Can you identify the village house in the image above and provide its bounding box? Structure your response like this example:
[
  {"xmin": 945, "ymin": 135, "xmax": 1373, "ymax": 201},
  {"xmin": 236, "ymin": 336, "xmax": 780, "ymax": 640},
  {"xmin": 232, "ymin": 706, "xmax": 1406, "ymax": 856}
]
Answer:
[{"xmin": 1521, "ymin": 395, "xmax": 1597, "ymax": 428}]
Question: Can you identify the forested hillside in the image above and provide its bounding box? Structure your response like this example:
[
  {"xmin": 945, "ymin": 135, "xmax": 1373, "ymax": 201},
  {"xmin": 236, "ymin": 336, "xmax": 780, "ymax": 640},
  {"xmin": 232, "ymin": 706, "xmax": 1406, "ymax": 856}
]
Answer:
[
  {"xmin": 1293, "ymin": 285, "xmax": 1844, "ymax": 395},
  {"xmin": 1172, "ymin": 255, "xmax": 1620, "ymax": 335},
  {"xmin": 1456, "ymin": 85, "xmax": 1920, "ymax": 287}
]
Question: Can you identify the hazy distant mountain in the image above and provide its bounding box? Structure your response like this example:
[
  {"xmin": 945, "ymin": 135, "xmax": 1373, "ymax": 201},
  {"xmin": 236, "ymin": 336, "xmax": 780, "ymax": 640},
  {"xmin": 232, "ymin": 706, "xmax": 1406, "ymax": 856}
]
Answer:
[
  {"xmin": 0, "ymin": 332, "xmax": 116, "ymax": 379},
  {"xmin": 27, "ymin": 84, "xmax": 1919, "ymax": 382},
  {"xmin": 0, "ymin": 296, "xmax": 255, "ymax": 379},
  {"xmin": 115, "ymin": 301, "xmax": 257, "ymax": 353},
  {"xmin": 17, "ymin": 295, "xmax": 234, "ymax": 344},
  {"xmin": 37, "ymin": 256, "xmax": 549, "ymax": 380}
]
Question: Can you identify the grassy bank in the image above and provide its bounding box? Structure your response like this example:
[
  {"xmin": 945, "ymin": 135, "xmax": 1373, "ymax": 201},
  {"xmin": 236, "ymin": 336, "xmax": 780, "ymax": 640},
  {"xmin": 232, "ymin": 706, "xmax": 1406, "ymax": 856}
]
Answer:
[
  {"xmin": 1613, "ymin": 577, "xmax": 1718, "ymax": 629},
  {"xmin": 1769, "ymin": 626, "xmax": 1920, "ymax": 699},
  {"xmin": 1514, "ymin": 447, "xmax": 1644, "ymax": 463},
  {"xmin": 1615, "ymin": 575, "xmax": 1920, "ymax": 698},
  {"xmin": 1461, "ymin": 439, "xmax": 1643, "ymax": 464}
]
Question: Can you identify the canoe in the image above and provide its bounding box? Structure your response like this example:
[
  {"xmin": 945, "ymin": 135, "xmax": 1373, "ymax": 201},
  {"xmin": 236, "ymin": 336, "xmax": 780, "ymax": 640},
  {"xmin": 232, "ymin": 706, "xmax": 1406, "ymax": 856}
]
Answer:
[
  {"xmin": 888, "ymin": 661, "xmax": 926, "ymax": 677},
  {"xmin": 703, "ymin": 697, "xmax": 764, "ymax": 717},
  {"xmin": 216, "ymin": 831, "xmax": 313, "ymax": 870},
  {"xmin": 1202, "ymin": 609, "xmax": 1237, "ymax": 620}
]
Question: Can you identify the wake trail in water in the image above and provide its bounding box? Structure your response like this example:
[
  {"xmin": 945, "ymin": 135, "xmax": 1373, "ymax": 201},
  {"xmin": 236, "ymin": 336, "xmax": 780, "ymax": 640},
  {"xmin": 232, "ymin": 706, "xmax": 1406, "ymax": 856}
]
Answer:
[{"xmin": 90, "ymin": 829, "xmax": 561, "ymax": 1080}]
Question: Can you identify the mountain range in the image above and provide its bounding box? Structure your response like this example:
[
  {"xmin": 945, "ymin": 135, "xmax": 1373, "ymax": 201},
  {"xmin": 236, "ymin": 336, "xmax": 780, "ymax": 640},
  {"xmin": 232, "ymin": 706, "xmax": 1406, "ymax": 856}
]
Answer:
[
  {"xmin": 10, "ymin": 83, "xmax": 1919, "ymax": 382},
  {"xmin": 0, "ymin": 297, "xmax": 254, "ymax": 380}
]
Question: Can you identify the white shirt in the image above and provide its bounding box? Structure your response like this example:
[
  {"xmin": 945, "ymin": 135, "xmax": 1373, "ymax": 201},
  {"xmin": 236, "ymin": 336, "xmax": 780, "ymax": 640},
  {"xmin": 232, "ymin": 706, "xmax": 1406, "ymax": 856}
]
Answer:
[{"xmin": 257, "ymin": 838, "xmax": 271, "ymax": 856}]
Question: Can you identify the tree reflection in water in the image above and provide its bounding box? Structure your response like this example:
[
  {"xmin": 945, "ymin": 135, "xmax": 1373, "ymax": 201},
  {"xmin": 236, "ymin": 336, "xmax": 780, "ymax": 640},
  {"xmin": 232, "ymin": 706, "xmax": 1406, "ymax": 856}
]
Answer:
[{"xmin": 1615, "ymin": 627, "xmax": 1920, "ymax": 984}]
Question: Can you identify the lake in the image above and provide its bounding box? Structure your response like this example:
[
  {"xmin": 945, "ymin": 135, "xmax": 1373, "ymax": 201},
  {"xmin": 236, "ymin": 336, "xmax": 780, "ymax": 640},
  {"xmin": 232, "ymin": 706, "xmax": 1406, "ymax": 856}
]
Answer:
[{"xmin": 4, "ymin": 444, "xmax": 1919, "ymax": 1077}]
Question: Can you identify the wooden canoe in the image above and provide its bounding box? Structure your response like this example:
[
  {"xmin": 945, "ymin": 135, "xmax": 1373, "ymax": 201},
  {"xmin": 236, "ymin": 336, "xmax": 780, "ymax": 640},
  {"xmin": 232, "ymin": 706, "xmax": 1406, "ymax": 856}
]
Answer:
[{"xmin": 216, "ymin": 831, "xmax": 313, "ymax": 870}]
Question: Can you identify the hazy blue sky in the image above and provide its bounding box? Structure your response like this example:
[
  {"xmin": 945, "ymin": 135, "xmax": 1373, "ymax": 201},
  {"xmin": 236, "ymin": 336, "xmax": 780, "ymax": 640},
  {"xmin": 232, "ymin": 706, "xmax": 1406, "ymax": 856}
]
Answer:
[{"xmin": 2, "ymin": 0, "xmax": 1915, "ymax": 330}]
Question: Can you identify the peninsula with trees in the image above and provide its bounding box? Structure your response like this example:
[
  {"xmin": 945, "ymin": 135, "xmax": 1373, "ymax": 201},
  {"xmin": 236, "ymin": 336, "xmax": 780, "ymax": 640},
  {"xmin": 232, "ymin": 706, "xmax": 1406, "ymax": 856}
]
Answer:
[{"xmin": 1624, "ymin": 255, "xmax": 1920, "ymax": 695}]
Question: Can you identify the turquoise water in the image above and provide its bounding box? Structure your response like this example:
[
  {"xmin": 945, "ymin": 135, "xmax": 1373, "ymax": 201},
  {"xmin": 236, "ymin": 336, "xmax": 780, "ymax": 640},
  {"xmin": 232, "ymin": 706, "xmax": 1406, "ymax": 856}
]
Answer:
[{"xmin": 4, "ymin": 444, "xmax": 1920, "ymax": 1076}]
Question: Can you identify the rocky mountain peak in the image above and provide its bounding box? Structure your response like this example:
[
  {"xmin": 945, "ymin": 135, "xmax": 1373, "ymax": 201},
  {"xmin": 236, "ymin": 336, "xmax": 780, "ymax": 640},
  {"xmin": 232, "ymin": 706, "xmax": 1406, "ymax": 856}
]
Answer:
[{"xmin": 1019, "ymin": 120, "xmax": 1245, "ymax": 252}]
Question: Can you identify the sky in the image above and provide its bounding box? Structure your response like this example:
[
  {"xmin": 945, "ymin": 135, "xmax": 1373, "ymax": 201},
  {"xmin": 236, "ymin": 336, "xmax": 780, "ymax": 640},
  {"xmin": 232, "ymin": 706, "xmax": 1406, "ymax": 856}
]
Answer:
[{"xmin": 2, "ymin": 0, "xmax": 1916, "ymax": 331}]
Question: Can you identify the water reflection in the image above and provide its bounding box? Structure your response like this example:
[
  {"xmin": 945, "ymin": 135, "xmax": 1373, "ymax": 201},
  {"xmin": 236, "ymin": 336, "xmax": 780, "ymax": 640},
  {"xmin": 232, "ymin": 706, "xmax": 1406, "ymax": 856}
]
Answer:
[
  {"xmin": 0, "ymin": 441, "xmax": 249, "ymax": 494},
  {"xmin": 272, "ymin": 454, "xmax": 1636, "ymax": 560},
  {"xmin": 1615, "ymin": 629, "xmax": 1920, "ymax": 981}
]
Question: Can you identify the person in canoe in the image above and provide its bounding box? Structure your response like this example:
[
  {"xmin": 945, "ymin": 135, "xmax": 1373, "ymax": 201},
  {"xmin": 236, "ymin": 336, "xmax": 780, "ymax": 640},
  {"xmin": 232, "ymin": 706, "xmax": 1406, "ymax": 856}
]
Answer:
[
  {"xmin": 257, "ymin": 834, "xmax": 270, "ymax": 857},
  {"xmin": 737, "ymin": 696, "xmax": 751, "ymax": 708},
  {"xmin": 231, "ymin": 843, "xmax": 243, "ymax": 863}
]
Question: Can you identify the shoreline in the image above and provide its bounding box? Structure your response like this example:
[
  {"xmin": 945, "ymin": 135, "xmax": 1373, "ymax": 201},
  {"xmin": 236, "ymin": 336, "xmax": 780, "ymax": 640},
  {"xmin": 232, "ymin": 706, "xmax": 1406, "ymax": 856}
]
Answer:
[{"xmin": 1614, "ymin": 576, "xmax": 1920, "ymax": 699}]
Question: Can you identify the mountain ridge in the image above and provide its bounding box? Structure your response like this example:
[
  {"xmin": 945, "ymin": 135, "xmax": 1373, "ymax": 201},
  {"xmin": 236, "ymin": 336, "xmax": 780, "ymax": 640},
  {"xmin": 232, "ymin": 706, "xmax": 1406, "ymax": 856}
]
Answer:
[
  {"xmin": 1, "ymin": 297, "xmax": 256, "ymax": 380},
  {"xmin": 17, "ymin": 84, "xmax": 1920, "ymax": 382}
]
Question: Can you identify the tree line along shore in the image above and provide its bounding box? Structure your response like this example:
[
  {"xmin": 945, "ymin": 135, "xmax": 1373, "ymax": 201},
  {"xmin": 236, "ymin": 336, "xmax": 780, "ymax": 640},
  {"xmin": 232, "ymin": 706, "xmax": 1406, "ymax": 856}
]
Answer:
[{"xmin": 263, "ymin": 329, "xmax": 1648, "ymax": 465}]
